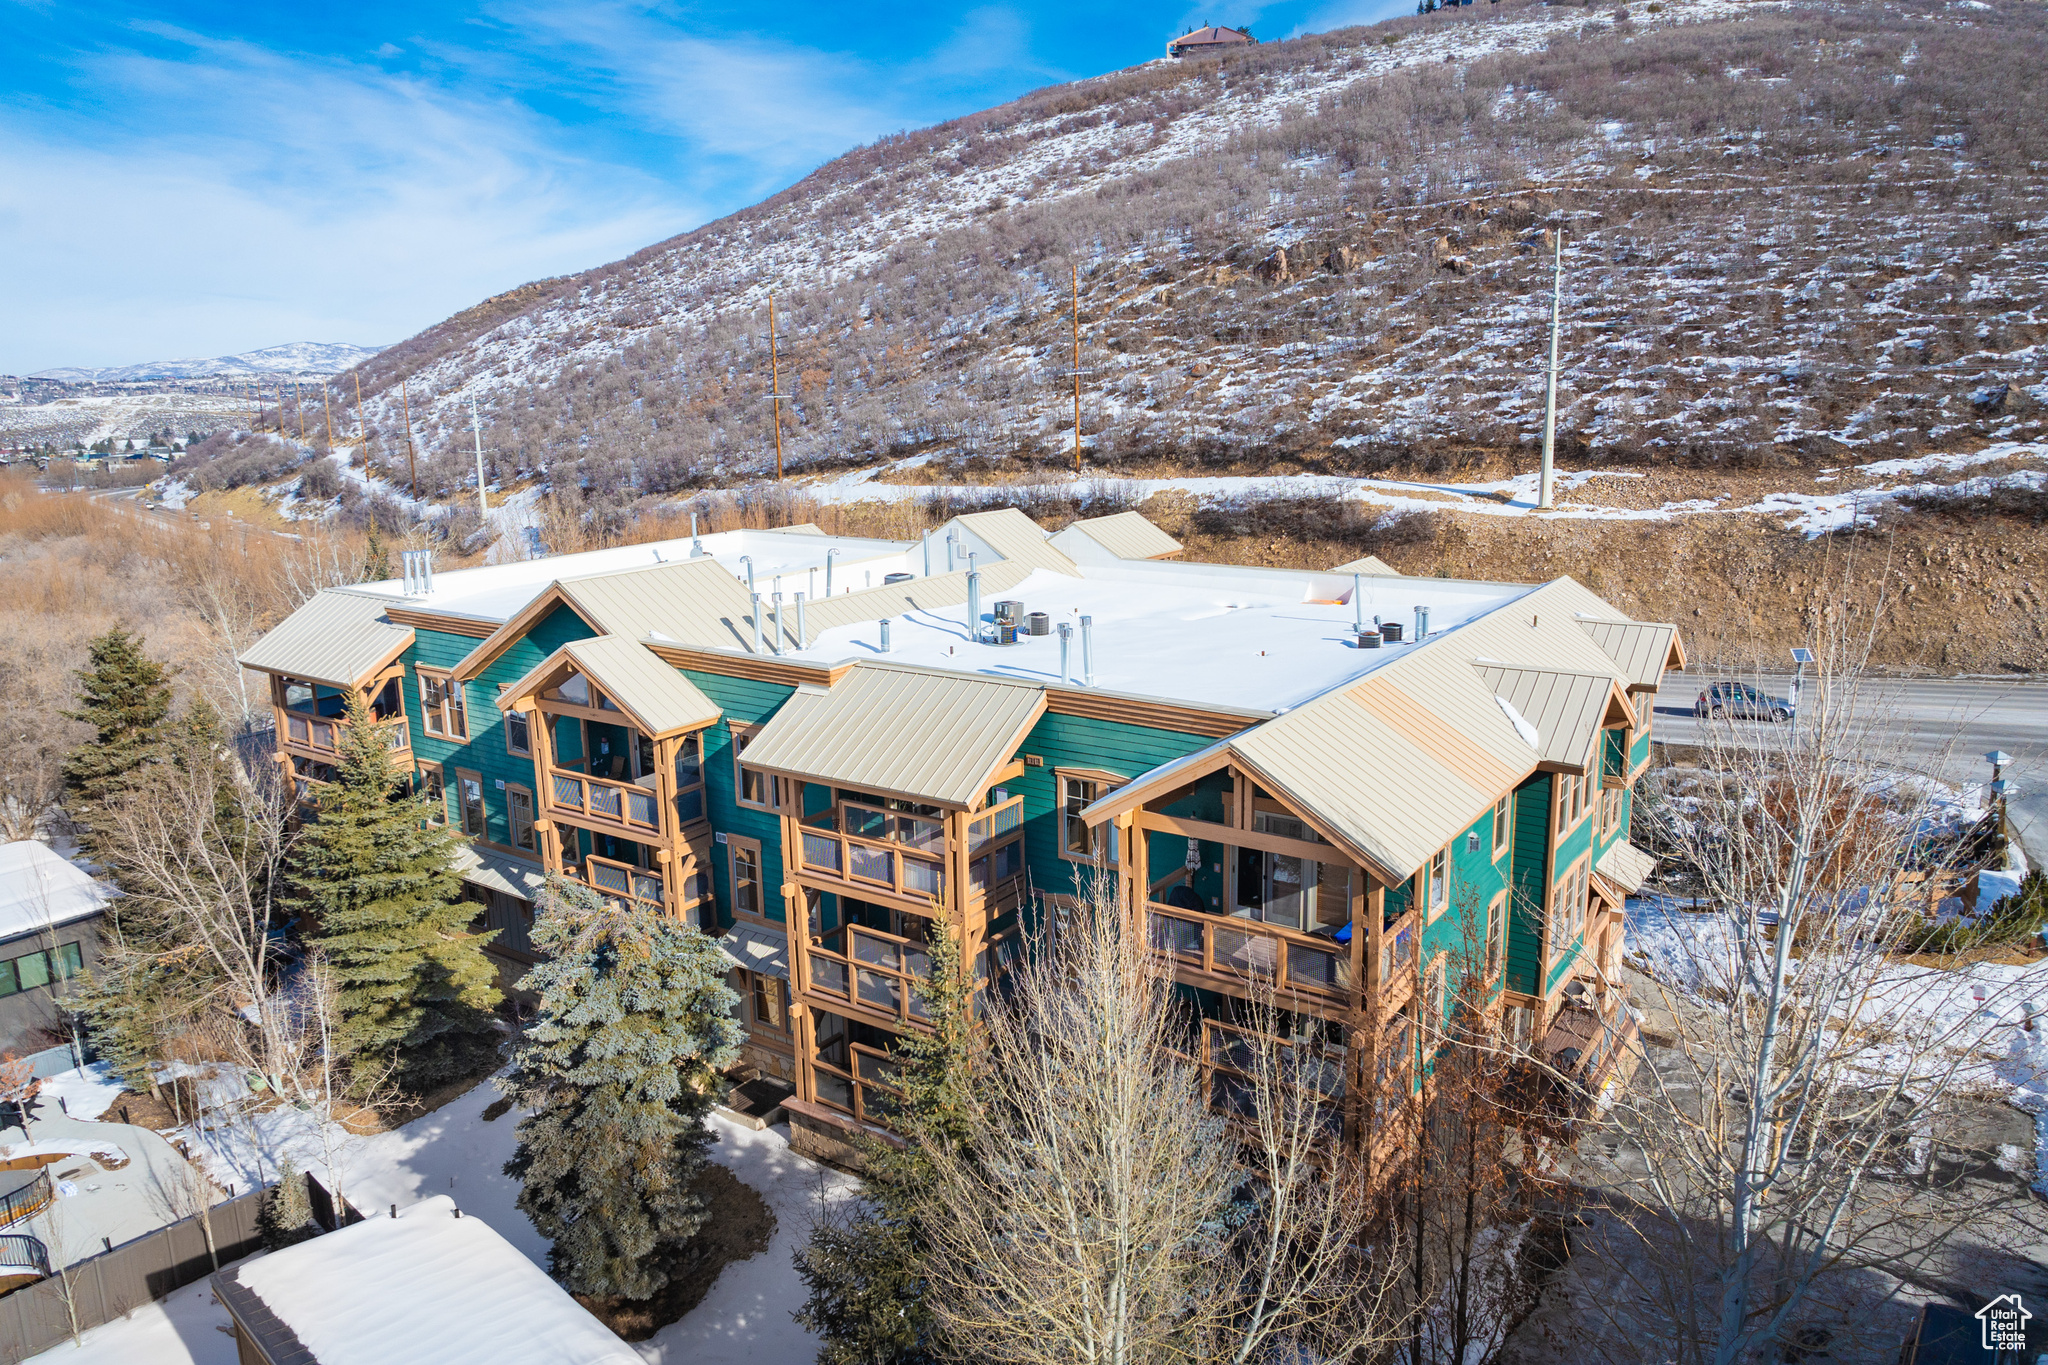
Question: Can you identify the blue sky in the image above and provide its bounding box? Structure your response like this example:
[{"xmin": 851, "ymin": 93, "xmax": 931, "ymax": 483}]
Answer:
[{"xmin": 2, "ymin": 0, "xmax": 1405, "ymax": 374}]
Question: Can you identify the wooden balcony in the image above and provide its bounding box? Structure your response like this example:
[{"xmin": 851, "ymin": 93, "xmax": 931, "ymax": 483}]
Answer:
[
  {"xmin": 565, "ymin": 854, "xmax": 666, "ymax": 914},
  {"xmin": 547, "ymin": 766, "xmax": 662, "ymax": 837},
  {"xmin": 1146, "ymin": 904, "xmax": 1354, "ymax": 1005},
  {"xmin": 806, "ymin": 921, "xmax": 935, "ymax": 1028},
  {"xmin": 281, "ymin": 709, "xmax": 409, "ymax": 757},
  {"xmin": 1167, "ymin": 1019, "xmax": 1347, "ymax": 1142},
  {"xmin": 798, "ymin": 826, "xmax": 948, "ymax": 908},
  {"xmin": 811, "ymin": 1040, "xmax": 902, "ymax": 1128}
]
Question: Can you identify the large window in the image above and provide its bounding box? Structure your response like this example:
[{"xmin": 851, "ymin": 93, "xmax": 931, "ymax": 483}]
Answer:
[
  {"xmin": 1428, "ymin": 846, "xmax": 1448, "ymax": 918},
  {"xmin": 508, "ymin": 785, "xmax": 536, "ymax": 853},
  {"xmin": 731, "ymin": 839, "xmax": 763, "ymax": 920},
  {"xmin": 733, "ymin": 726, "xmax": 778, "ymax": 810},
  {"xmin": 1492, "ymin": 794, "xmax": 1511, "ymax": 858},
  {"xmin": 1550, "ymin": 857, "xmax": 1590, "ymax": 959},
  {"xmin": 504, "ymin": 706, "xmax": 531, "ymax": 758},
  {"xmin": 416, "ymin": 763, "xmax": 447, "ymax": 825},
  {"xmin": 456, "ymin": 769, "xmax": 486, "ymax": 838},
  {"xmin": 418, "ymin": 669, "xmax": 468, "ymax": 740},
  {"xmin": 0, "ymin": 942, "xmax": 83, "ymax": 998},
  {"xmin": 1058, "ymin": 773, "xmax": 1122, "ymax": 864},
  {"xmin": 751, "ymin": 973, "xmax": 789, "ymax": 1032},
  {"xmin": 675, "ymin": 731, "xmax": 707, "ymax": 825},
  {"xmin": 1487, "ymin": 891, "xmax": 1506, "ymax": 981}
]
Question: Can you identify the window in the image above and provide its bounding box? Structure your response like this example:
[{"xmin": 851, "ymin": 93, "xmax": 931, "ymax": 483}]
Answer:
[
  {"xmin": 417, "ymin": 764, "xmax": 447, "ymax": 825},
  {"xmin": 1492, "ymin": 795, "xmax": 1511, "ymax": 858},
  {"xmin": 0, "ymin": 942, "xmax": 83, "ymax": 998},
  {"xmin": 1551, "ymin": 857, "xmax": 1589, "ymax": 959},
  {"xmin": 752, "ymin": 973, "xmax": 789, "ymax": 1032},
  {"xmin": 1486, "ymin": 891, "xmax": 1507, "ymax": 981},
  {"xmin": 1058, "ymin": 772, "xmax": 1123, "ymax": 864},
  {"xmin": 733, "ymin": 726, "xmax": 776, "ymax": 810},
  {"xmin": 731, "ymin": 840, "xmax": 763, "ymax": 919},
  {"xmin": 674, "ymin": 731, "xmax": 707, "ymax": 825},
  {"xmin": 508, "ymin": 785, "xmax": 536, "ymax": 853},
  {"xmin": 504, "ymin": 708, "xmax": 531, "ymax": 758},
  {"xmin": 1428, "ymin": 846, "xmax": 1448, "ymax": 918},
  {"xmin": 456, "ymin": 769, "xmax": 486, "ymax": 838},
  {"xmin": 417, "ymin": 669, "xmax": 467, "ymax": 740},
  {"xmin": 1425, "ymin": 956, "xmax": 1447, "ymax": 1029}
]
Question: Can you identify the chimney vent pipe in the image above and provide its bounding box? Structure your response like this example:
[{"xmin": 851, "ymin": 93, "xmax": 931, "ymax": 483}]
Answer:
[
  {"xmin": 1415, "ymin": 605, "xmax": 1430, "ymax": 640},
  {"xmin": 750, "ymin": 593, "xmax": 763, "ymax": 654},
  {"xmin": 1058, "ymin": 623, "xmax": 1073, "ymax": 685},
  {"xmin": 880, "ymin": 618, "xmax": 893, "ymax": 654},
  {"xmin": 1080, "ymin": 614, "xmax": 1095, "ymax": 686}
]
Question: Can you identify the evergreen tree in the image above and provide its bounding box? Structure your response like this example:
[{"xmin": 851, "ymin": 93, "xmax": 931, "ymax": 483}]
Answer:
[
  {"xmin": 61, "ymin": 627, "xmax": 174, "ymax": 817},
  {"xmin": 289, "ymin": 689, "xmax": 500, "ymax": 1091},
  {"xmin": 362, "ymin": 526, "xmax": 391, "ymax": 583},
  {"xmin": 792, "ymin": 922, "xmax": 974, "ymax": 1365},
  {"xmin": 258, "ymin": 1157, "xmax": 318, "ymax": 1250},
  {"xmin": 502, "ymin": 876, "xmax": 742, "ymax": 1301}
]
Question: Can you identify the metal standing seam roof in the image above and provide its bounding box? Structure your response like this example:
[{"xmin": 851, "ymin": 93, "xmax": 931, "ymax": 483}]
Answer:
[
  {"xmin": 948, "ymin": 508, "xmax": 1081, "ymax": 575},
  {"xmin": 563, "ymin": 557, "xmax": 764, "ymax": 650},
  {"xmin": 497, "ymin": 637, "xmax": 722, "ymax": 738},
  {"xmin": 740, "ymin": 664, "xmax": 1048, "ymax": 809},
  {"xmin": 719, "ymin": 922, "xmax": 789, "ymax": 980},
  {"xmin": 1057, "ymin": 511, "xmax": 1183, "ymax": 560},
  {"xmin": 1595, "ymin": 840, "xmax": 1659, "ymax": 896},
  {"xmin": 1472, "ymin": 664, "xmax": 1631, "ymax": 772},
  {"xmin": 1081, "ymin": 577, "xmax": 1669, "ymax": 882},
  {"xmin": 1575, "ymin": 617, "xmax": 1685, "ymax": 691},
  {"xmin": 800, "ymin": 559, "xmax": 1037, "ymax": 635},
  {"xmin": 451, "ymin": 843, "xmax": 549, "ymax": 904},
  {"xmin": 238, "ymin": 589, "xmax": 416, "ymax": 689},
  {"xmin": 1331, "ymin": 554, "xmax": 1402, "ymax": 577}
]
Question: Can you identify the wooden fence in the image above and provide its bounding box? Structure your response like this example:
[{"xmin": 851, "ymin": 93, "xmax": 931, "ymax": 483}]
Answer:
[{"xmin": 0, "ymin": 1171, "xmax": 350, "ymax": 1363}]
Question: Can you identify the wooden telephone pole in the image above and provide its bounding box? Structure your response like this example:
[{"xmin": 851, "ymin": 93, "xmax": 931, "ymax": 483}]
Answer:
[
  {"xmin": 1072, "ymin": 264, "xmax": 1082, "ymax": 474},
  {"xmin": 322, "ymin": 381, "xmax": 334, "ymax": 446},
  {"xmin": 399, "ymin": 378, "xmax": 418, "ymax": 501},
  {"xmin": 768, "ymin": 291, "xmax": 785, "ymax": 480},
  {"xmin": 1538, "ymin": 228, "xmax": 1564, "ymax": 511}
]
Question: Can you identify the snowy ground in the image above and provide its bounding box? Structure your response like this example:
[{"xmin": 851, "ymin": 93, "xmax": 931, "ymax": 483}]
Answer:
[
  {"xmin": 25, "ymin": 1077, "xmax": 860, "ymax": 1364},
  {"xmin": 799, "ymin": 442, "xmax": 2048, "ymax": 539}
]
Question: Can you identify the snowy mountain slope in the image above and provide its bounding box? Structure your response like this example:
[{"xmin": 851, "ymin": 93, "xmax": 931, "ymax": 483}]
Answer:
[
  {"xmin": 32, "ymin": 342, "xmax": 385, "ymax": 383},
  {"xmin": 344, "ymin": 0, "xmax": 2047, "ymax": 508}
]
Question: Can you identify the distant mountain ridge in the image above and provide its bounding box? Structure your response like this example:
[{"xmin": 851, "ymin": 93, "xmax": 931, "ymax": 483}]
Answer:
[{"xmin": 31, "ymin": 342, "xmax": 385, "ymax": 383}]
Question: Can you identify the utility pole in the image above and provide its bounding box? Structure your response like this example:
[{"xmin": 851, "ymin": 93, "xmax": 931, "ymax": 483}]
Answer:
[
  {"xmin": 1072, "ymin": 263, "xmax": 1082, "ymax": 475},
  {"xmin": 352, "ymin": 370, "xmax": 365, "ymax": 442},
  {"xmin": 399, "ymin": 378, "xmax": 418, "ymax": 503},
  {"xmin": 768, "ymin": 291, "xmax": 785, "ymax": 480},
  {"xmin": 322, "ymin": 381, "xmax": 334, "ymax": 447},
  {"xmin": 470, "ymin": 395, "xmax": 489, "ymax": 524},
  {"xmin": 1538, "ymin": 227, "xmax": 1564, "ymax": 511}
]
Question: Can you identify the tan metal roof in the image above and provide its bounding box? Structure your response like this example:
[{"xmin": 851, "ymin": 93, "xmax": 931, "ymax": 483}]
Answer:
[
  {"xmin": 1595, "ymin": 840, "xmax": 1658, "ymax": 895},
  {"xmin": 1331, "ymin": 554, "xmax": 1402, "ymax": 577},
  {"xmin": 563, "ymin": 558, "xmax": 763, "ymax": 651},
  {"xmin": 238, "ymin": 589, "xmax": 415, "ymax": 690},
  {"xmin": 948, "ymin": 508, "xmax": 1080, "ymax": 575},
  {"xmin": 1056, "ymin": 511, "xmax": 1182, "ymax": 560},
  {"xmin": 1473, "ymin": 664, "xmax": 1630, "ymax": 772},
  {"xmin": 741, "ymin": 664, "xmax": 1046, "ymax": 809},
  {"xmin": 1081, "ymin": 577, "xmax": 1654, "ymax": 882},
  {"xmin": 498, "ymin": 637, "xmax": 720, "ymax": 738},
  {"xmin": 1576, "ymin": 618, "xmax": 1685, "ymax": 690},
  {"xmin": 801, "ymin": 560, "xmax": 1035, "ymax": 635}
]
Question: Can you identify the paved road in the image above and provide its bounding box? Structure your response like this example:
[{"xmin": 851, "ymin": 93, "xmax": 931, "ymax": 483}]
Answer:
[{"xmin": 1649, "ymin": 673, "xmax": 2048, "ymax": 862}]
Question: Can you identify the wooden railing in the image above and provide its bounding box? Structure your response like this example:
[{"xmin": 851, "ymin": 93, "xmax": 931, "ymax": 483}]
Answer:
[
  {"xmin": 548, "ymin": 767, "xmax": 661, "ymax": 833},
  {"xmin": 283, "ymin": 710, "xmax": 408, "ymax": 755},
  {"xmin": 811, "ymin": 1041, "xmax": 903, "ymax": 1128},
  {"xmin": 1165, "ymin": 1019, "xmax": 1346, "ymax": 1141},
  {"xmin": 569, "ymin": 854, "xmax": 665, "ymax": 912},
  {"xmin": 1146, "ymin": 905, "xmax": 1352, "ymax": 1001},
  {"xmin": 798, "ymin": 828, "xmax": 947, "ymax": 905},
  {"xmin": 807, "ymin": 922, "xmax": 934, "ymax": 1026}
]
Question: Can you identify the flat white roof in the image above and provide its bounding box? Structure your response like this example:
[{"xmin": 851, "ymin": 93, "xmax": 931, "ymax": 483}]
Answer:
[
  {"xmin": 353, "ymin": 528, "xmax": 916, "ymax": 623},
  {"xmin": 226, "ymin": 1196, "xmax": 638, "ymax": 1365},
  {"xmin": 781, "ymin": 563, "xmax": 1539, "ymax": 713},
  {"xmin": 0, "ymin": 842, "xmax": 114, "ymax": 942}
]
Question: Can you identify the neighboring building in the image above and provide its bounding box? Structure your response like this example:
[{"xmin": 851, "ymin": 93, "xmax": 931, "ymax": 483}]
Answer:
[
  {"xmin": 0, "ymin": 843, "xmax": 112, "ymax": 1061},
  {"xmin": 240, "ymin": 510, "xmax": 1680, "ymax": 1164},
  {"xmin": 1047, "ymin": 510, "xmax": 1183, "ymax": 565},
  {"xmin": 1169, "ymin": 25, "xmax": 1256, "ymax": 58},
  {"xmin": 213, "ymin": 1196, "xmax": 639, "ymax": 1365}
]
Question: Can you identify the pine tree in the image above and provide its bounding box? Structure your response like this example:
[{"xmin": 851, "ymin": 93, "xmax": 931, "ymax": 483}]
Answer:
[
  {"xmin": 792, "ymin": 922, "xmax": 974, "ymax": 1365},
  {"xmin": 501, "ymin": 876, "xmax": 742, "ymax": 1301},
  {"xmin": 290, "ymin": 689, "xmax": 500, "ymax": 1091},
  {"xmin": 62, "ymin": 627, "xmax": 174, "ymax": 818},
  {"xmin": 362, "ymin": 527, "xmax": 391, "ymax": 582},
  {"xmin": 259, "ymin": 1156, "xmax": 318, "ymax": 1250}
]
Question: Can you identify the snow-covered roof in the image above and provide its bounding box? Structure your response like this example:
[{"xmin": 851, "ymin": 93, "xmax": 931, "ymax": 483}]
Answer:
[
  {"xmin": 218, "ymin": 1196, "xmax": 639, "ymax": 1365},
  {"xmin": 0, "ymin": 843, "xmax": 115, "ymax": 943}
]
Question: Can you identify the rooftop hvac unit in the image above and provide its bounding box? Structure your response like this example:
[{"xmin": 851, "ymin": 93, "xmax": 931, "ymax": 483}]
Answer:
[
  {"xmin": 1025, "ymin": 611, "xmax": 1051, "ymax": 636},
  {"xmin": 994, "ymin": 600, "xmax": 1024, "ymax": 626}
]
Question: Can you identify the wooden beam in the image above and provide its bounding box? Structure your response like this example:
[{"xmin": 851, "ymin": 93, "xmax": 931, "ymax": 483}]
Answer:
[{"xmin": 1136, "ymin": 811, "xmax": 1357, "ymax": 870}]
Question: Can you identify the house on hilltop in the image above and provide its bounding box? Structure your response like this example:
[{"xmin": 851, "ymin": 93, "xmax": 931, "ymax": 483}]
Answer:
[
  {"xmin": 240, "ymin": 509, "xmax": 1682, "ymax": 1169},
  {"xmin": 1169, "ymin": 25, "xmax": 1256, "ymax": 58}
]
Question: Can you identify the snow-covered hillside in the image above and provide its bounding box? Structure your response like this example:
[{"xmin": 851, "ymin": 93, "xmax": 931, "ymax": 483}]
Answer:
[
  {"xmin": 31, "ymin": 342, "xmax": 384, "ymax": 383},
  {"xmin": 340, "ymin": 0, "xmax": 2045, "ymax": 509}
]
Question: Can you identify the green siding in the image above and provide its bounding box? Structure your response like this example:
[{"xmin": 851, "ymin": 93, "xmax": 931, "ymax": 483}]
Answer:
[
  {"xmin": 1505, "ymin": 775, "xmax": 1552, "ymax": 996},
  {"xmin": 1419, "ymin": 806, "xmax": 1510, "ymax": 1001},
  {"xmin": 679, "ymin": 669, "xmax": 796, "ymax": 929}
]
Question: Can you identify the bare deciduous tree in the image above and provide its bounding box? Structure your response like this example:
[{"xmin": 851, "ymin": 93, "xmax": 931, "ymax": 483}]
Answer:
[{"xmin": 914, "ymin": 867, "xmax": 1406, "ymax": 1365}]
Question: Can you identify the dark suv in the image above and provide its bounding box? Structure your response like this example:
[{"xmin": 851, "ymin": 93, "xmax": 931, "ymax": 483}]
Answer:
[{"xmin": 1694, "ymin": 682, "xmax": 1794, "ymax": 722}]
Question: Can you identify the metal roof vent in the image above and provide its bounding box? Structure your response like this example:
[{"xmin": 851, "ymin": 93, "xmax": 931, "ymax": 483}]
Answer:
[{"xmin": 400, "ymin": 550, "xmax": 434, "ymax": 596}]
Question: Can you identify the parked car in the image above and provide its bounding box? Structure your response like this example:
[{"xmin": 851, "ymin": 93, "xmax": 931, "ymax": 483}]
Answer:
[{"xmin": 1694, "ymin": 682, "xmax": 1794, "ymax": 721}]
